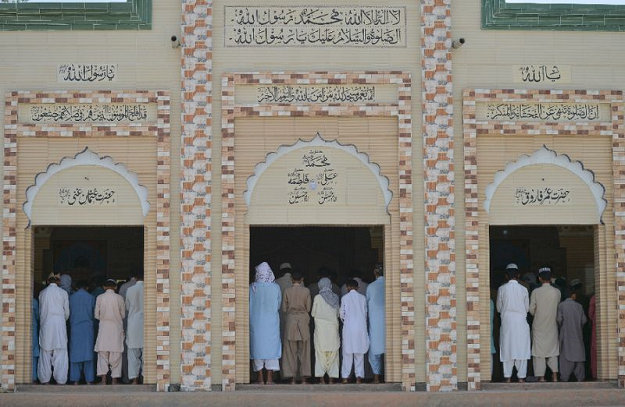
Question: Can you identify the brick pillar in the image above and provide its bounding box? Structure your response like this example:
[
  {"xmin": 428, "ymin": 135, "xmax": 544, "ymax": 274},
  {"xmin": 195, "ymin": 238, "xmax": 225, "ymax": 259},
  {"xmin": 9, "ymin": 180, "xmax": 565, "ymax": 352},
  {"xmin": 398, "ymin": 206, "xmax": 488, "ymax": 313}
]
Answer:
[
  {"xmin": 612, "ymin": 100, "xmax": 625, "ymax": 388},
  {"xmin": 180, "ymin": 0, "xmax": 213, "ymax": 391},
  {"xmin": 420, "ymin": 0, "xmax": 458, "ymax": 392}
]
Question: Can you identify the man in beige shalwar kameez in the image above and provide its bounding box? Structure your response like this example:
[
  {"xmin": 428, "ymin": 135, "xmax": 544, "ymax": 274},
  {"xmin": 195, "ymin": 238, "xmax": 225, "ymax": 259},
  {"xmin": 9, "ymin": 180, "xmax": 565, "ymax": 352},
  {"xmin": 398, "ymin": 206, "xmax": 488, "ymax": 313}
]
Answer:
[
  {"xmin": 282, "ymin": 271, "xmax": 312, "ymax": 384},
  {"xmin": 94, "ymin": 279, "xmax": 125, "ymax": 385},
  {"xmin": 529, "ymin": 267, "xmax": 560, "ymax": 382}
]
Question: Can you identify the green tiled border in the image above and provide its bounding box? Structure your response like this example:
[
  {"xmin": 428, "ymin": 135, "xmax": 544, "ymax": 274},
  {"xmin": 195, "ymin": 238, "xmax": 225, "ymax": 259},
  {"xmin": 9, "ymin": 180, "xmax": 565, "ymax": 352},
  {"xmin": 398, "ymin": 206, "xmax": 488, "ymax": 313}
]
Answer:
[
  {"xmin": 0, "ymin": 0, "xmax": 151, "ymax": 30},
  {"xmin": 482, "ymin": 0, "xmax": 625, "ymax": 31}
]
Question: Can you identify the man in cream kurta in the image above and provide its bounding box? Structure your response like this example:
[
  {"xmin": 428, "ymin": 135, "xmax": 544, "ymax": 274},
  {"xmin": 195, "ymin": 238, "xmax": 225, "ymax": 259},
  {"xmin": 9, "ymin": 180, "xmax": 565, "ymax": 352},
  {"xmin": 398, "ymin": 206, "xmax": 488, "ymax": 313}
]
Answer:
[
  {"xmin": 125, "ymin": 274, "xmax": 144, "ymax": 384},
  {"xmin": 529, "ymin": 267, "xmax": 561, "ymax": 382},
  {"xmin": 94, "ymin": 279, "xmax": 125, "ymax": 384},
  {"xmin": 38, "ymin": 274, "xmax": 70, "ymax": 385},
  {"xmin": 311, "ymin": 277, "xmax": 340, "ymax": 383},
  {"xmin": 497, "ymin": 263, "xmax": 531, "ymax": 382}
]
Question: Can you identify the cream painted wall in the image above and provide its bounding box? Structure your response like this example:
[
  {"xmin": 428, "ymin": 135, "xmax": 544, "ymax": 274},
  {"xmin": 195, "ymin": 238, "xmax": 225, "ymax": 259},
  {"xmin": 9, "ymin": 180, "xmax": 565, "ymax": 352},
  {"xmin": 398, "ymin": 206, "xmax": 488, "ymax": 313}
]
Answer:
[{"xmin": 0, "ymin": 0, "xmax": 183, "ymax": 383}]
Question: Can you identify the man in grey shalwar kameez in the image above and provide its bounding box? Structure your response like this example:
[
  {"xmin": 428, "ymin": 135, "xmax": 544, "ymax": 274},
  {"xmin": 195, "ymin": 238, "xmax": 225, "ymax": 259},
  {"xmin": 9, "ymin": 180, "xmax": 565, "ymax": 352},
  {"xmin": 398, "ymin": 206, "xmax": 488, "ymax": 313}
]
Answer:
[{"xmin": 558, "ymin": 286, "xmax": 587, "ymax": 382}]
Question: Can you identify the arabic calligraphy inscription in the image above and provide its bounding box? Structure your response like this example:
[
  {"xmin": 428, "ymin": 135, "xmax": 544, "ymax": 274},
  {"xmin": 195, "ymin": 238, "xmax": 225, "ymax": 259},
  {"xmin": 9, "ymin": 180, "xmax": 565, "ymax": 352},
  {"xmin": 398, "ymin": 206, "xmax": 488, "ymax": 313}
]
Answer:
[
  {"xmin": 257, "ymin": 85, "xmax": 376, "ymax": 103},
  {"xmin": 477, "ymin": 102, "xmax": 610, "ymax": 122},
  {"xmin": 58, "ymin": 187, "xmax": 117, "ymax": 207},
  {"xmin": 225, "ymin": 6, "xmax": 406, "ymax": 47},
  {"xmin": 515, "ymin": 187, "xmax": 571, "ymax": 206},
  {"xmin": 23, "ymin": 103, "xmax": 156, "ymax": 123},
  {"xmin": 513, "ymin": 65, "xmax": 571, "ymax": 84},
  {"xmin": 58, "ymin": 64, "xmax": 118, "ymax": 83},
  {"xmin": 288, "ymin": 150, "xmax": 339, "ymax": 205}
]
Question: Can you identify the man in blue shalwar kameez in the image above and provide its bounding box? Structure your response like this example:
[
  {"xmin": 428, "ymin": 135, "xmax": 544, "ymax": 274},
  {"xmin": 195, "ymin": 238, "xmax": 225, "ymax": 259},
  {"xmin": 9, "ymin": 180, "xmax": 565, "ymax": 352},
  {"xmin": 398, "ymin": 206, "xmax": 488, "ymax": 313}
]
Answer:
[
  {"xmin": 249, "ymin": 262, "xmax": 282, "ymax": 385},
  {"xmin": 69, "ymin": 280, "xmax": 96, "ymax": 384},
  {"xmin": 366, "ymin": 263, "xmax": 385, "ymax": 383}
]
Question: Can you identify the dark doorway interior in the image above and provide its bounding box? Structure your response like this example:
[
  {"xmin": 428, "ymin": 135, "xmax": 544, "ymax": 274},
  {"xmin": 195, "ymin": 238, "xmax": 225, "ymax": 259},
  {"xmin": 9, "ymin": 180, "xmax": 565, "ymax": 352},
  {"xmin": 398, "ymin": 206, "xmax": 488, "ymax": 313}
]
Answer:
[
  {"xmin": 489, "ymin": 225, "xmax": 595, "ymax": 382},
  {"xmin": 250, "ymin": 226, "xmax": 384, "ymax": 289},
  {"xmin": 33, "ymin": 226, "xmax": 144, "ymax": 287}
]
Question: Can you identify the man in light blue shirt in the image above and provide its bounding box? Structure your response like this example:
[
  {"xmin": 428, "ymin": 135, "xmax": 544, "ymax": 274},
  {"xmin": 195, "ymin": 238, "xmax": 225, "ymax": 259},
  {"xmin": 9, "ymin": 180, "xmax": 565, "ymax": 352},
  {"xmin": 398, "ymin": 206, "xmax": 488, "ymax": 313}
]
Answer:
[
  {"xmin": 366, "ymin": 263, "xmax": 385, "ymax": 383},
  {"xmin": 249, "ymin": 262, "xmax": 282, "ymax": 385}
]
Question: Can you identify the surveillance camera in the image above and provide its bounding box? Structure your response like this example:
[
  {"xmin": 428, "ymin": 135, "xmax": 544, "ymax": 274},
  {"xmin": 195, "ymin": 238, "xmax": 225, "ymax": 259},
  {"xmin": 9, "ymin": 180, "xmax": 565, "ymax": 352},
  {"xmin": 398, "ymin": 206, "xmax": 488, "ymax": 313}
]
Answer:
[
  {"xmin": 171, "ymin": 35, "xmax": 181, "ymax": 49},
  {"xmin": 452, "ymin": 38, "xmax": 466, "ymax": 49}
]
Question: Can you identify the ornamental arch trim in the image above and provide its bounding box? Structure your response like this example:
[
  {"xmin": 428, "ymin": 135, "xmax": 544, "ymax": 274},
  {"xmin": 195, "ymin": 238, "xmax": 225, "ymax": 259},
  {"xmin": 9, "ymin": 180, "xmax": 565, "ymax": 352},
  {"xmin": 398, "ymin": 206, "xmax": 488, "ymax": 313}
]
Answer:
[
  {"xmin": 23, "ymin": 147, "xmax": 150, "ymax": 225},
  {"xmin": 483, "ymin": 145, "xmax": 607, "ymax": 222},
  {"xmin": 243, "ymin": 132, "xmax": 393, "ymax": 212}
]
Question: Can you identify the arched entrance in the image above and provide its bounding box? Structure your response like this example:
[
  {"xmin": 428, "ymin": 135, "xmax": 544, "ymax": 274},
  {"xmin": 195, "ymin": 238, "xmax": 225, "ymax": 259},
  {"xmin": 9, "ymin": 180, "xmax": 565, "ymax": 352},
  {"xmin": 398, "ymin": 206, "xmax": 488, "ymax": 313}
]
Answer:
[
  {"xmin": 236, "ymin": 133, "xmax": 399, "ymax": 384},
  {"xmin": 20, "ymin": 149, "xmax": 151, "ymax": 385},
  {"xmin": 481, "ymin": 145, "xmax": 612, "ymax": 384}
]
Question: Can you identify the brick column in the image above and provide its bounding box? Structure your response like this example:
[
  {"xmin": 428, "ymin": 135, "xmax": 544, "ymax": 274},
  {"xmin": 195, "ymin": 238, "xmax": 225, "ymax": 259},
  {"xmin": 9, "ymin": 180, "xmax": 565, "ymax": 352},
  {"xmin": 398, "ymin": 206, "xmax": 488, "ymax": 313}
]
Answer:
[
  {"xmin": 1, "ymin": 92, "xmax": 18, "ymax": 391},
  {"xmin": 421, "ymin": 0, "xmax": 458, "ymax": 392},
  {"xmin": 612, "ymin": 101, "xmax": 625, "ymax": 388},
  {"xmin": 180, "ymin": 0, "xmax": 213, "ymax": 391}
]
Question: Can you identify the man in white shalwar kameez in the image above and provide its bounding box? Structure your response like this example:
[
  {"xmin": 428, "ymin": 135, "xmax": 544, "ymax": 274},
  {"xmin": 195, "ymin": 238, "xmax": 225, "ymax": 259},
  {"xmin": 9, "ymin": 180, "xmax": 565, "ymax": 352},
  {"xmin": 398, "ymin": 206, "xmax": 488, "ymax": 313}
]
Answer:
[
  {"xmin": 125, "ymin": 273, "xmax": 144, "ymax": 384},
  {"xmin": 366, "ymin": 263, "xmax": 385, "ymax": 383},
  {"xmin": 38, "ymin": 273, "xmax": 70, "ymax": 385},
  {"xmin": 340, "ymin": 280, "xmax": 369, "ymax": 383},
  {"xmin": 497, "ymin": 263, "xmax": 531, "ymax": 382},
  {"xmin": 529, "ymin": 267, "xmax": 560, "ymax": 382},
  {"xmin": 311, "ymin": 277, "xmax": 340, "ymax": 384}
]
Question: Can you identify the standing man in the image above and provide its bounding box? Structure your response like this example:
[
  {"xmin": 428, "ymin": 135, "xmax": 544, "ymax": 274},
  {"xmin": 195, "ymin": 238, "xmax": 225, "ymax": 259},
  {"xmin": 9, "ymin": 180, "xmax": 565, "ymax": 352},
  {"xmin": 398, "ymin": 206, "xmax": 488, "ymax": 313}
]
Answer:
[
  {"xmin": 249, "ymin": 262, "xmax": 282, "ymax": 385},
  {"xmin": 118, "ymin": 270, "xmax": 137, "ymax": 383},
  {"xmin": 366, "ymin": 263, "xmax": 385, "ymax": 383},
  {"xmin": 32, "ymin": 291, "xmax": 40, "ymax": 383},
  {"xmin": 275, "ymin": 263, "xmax": 294, "ymax": 344},
  {"xmin": 558, "ymin": 286, "xmax": 587, "ymax": 382},
  {"xmin": 94, "ymin": 279, "xmax": 125, "ymax": 385},
  {"xmin": 282, "ymin": 271, "xmax": 312, "ymax": 384},
  {"xmin": 497, "ymin": 263, "xmax": 531, "ymax": 383},
  {"xmin": 125, "ymin": 271, "xmax": 144, "ymax": 384},
  {"xmin": 529, "ymin": 267, "xmax": 560, "ymax": 382},
  {"xmin": 311, "ymin": 277, "xmax": 340, "ymax": 384},
  {"xmin": 38, "ymin": 273, "xmax": 70, "ymax": 385},
  {"xmin": 340, "ymin": 280, "xmax": 369, "ymax": 383},
  {"xmin": 69, "ymin": 280, "xmax": 96, "ymax": 384}
]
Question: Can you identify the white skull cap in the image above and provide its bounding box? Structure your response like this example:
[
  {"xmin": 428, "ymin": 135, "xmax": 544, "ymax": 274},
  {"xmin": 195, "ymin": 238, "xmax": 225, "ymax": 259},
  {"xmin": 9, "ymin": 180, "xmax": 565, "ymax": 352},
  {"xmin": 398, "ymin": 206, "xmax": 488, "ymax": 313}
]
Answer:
[{"xmin": 506, "ymin": 263, "xmax": 519, "ymax": 270}]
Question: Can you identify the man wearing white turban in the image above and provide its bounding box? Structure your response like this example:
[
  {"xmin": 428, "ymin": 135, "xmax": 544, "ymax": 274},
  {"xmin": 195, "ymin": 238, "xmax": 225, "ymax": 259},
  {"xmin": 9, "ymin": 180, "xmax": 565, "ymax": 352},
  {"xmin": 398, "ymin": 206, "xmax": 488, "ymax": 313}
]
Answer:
[{"xmin": 249, "ymin": 262, "xmax": 282, "ymax": 384}]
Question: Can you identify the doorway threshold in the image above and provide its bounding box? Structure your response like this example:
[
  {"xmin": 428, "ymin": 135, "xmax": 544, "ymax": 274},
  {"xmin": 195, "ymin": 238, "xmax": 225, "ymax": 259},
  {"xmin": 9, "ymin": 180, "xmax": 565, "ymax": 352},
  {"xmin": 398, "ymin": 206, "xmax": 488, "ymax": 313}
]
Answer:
[
  {"xmin": 481, "ymin": 381, "xmax": 617, "ymax": 392},
  {"xmin": 16, "ymin": 384, "xmax": 156, "ymax": 393},
  {"xmin": 237, "ymin": 383, "xmax": 402, "ymax": 392}
]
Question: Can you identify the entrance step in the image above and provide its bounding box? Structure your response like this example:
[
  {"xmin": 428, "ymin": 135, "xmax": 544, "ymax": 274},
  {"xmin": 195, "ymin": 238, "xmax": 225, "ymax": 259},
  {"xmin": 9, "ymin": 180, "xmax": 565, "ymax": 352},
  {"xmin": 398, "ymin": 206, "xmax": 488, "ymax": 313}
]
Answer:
[
  {"xmin": 16, "ymin": 384, "xmax": 156, "ymax": 393},
  {"xmin": 237, "ymin": 383, "xmax": 402, "ymax": 392},
  {"xmin": 481, "ymin": 381, "xmax": 617, "ymax": 392}
]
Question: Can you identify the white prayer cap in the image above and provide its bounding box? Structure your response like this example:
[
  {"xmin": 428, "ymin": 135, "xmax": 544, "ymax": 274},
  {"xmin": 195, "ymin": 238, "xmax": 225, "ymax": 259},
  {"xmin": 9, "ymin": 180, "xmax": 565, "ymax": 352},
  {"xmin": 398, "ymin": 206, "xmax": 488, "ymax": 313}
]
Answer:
[
  {"xmin": 505, "ymin": 263, "xmax": 518, "ymax": 270},
  {"xmin": 539, "ymin": 267, "xmax": 551, "ymax": 273},
  {"xmin": 279, "ymin": 262, "xmax": 292, "ymax": 270},
  {"xmin": 570, "ymin": 278, "xmax": 582, "ymax": 287}
]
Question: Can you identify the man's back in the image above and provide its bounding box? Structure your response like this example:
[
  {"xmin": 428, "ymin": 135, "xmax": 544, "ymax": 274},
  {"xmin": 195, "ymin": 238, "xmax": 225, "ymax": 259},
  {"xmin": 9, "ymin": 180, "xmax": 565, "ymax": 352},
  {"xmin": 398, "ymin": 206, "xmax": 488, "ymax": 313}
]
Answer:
[
  {"xmin": 96, "ymin": 290, "xmax": 124, "ymax": 324},
  {"xmin": 497, "ymin": 280, "xmax": 529, "ymax": 315},
  {"xmin": 69, "ymin": 289, "xmax": 95, "ymax": 326},
  {"xmin": 283, "ymin": 285, "xmax": 311, "ymax": 313}
]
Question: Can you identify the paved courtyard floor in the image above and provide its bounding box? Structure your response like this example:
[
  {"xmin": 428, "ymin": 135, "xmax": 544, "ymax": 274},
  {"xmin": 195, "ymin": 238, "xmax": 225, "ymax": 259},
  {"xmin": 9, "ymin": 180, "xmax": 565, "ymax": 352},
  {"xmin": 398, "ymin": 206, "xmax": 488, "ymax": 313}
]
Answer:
[{"xmin": 2, "ymin": 383, "xmax": 625, "ymax": 407}]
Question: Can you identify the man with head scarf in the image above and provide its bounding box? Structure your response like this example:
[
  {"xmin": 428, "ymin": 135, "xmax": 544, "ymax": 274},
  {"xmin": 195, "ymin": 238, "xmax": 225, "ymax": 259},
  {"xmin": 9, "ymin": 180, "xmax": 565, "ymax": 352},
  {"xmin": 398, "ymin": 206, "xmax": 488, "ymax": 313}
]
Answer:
[
  {"xmin": 529, "ymin": 267, "xmax": 560, "ymax": 382},
  {"xmin": 366, "ymin": 263, "xmax": 385, "ymax": 383},
  {"xmin": 249, "ymin": 262, "xmax": 282, "ymax": 385},
  {"xmin": 59, "ymin": 274, "xmax": 73, "ymax": 296},
  {"xmin": 281, "ymin": 271, "xmax": 312, "ymax": 384},
  {"xmin": 497, "ymin": 263, "xmax": 530, "ymax": 382},
  {"xmin": 311, "ymin": 277, "xmax": 340, "ymax": 384},
  {"xmin": 38, "ymin": 273, "xmax": 70, "ymax": 385}
]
